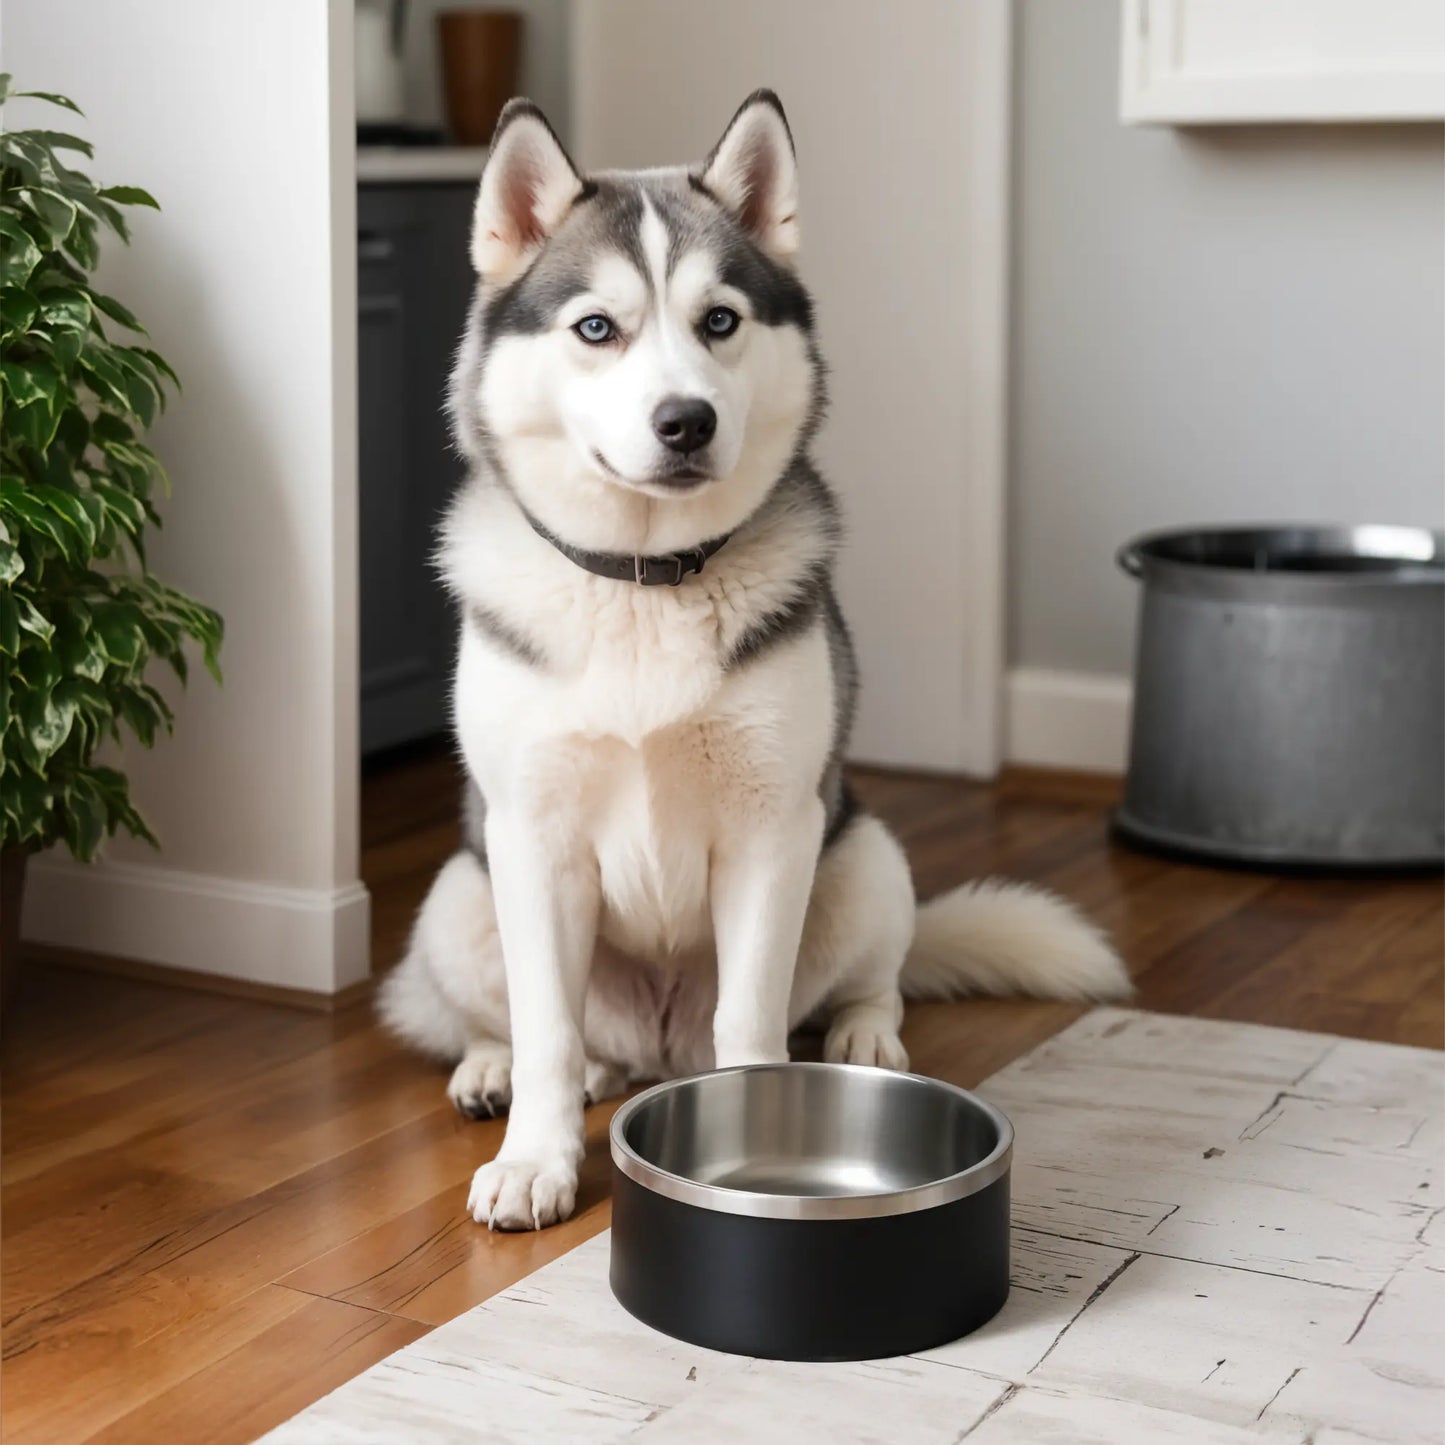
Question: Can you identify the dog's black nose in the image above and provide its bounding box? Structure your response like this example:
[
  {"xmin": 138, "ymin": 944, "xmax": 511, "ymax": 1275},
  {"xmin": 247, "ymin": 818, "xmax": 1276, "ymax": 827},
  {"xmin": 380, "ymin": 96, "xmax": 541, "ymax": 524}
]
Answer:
[{"xmin": 652, "ymin": 397, "xmax": 717, "ymax": 454}]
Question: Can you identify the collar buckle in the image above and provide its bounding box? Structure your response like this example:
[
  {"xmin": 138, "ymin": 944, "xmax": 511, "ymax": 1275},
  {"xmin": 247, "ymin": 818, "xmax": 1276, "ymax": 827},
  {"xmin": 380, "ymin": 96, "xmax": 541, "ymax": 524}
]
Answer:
[{"xmin": 634, "ymin": 548, "xmax": 709, "ymax": 586}]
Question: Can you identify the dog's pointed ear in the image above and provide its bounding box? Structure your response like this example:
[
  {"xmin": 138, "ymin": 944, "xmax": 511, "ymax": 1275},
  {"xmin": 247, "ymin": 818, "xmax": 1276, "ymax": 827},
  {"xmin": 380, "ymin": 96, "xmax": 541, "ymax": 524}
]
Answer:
[
  {"xmin": 699, "ymin": 89, "xmax": 799, "ymax": 265},
  {"xmin": 471, "ymin": 100, "xmax": 584, "ymax": 283}
]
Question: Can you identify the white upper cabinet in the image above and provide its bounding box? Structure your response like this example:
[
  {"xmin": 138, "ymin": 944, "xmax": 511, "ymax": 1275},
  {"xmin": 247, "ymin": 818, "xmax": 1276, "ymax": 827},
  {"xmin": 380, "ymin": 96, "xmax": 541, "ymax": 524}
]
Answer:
[{"xmin": 1120, "ymin": 0, "xmax": 1445, "ymax": 123}]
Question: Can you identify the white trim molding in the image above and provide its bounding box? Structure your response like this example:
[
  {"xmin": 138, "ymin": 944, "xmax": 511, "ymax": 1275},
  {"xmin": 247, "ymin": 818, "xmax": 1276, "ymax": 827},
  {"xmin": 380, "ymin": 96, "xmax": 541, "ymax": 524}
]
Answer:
[
  {"xmin": 1005, "ymin": 668, "xmax": 1133, "ymax": 775},
  {"xmin": 1121, "ymin": 0, "xmax": 1445, "ymax": 125},
  {"xmin": 22, "ymin": 859, "xmax": 371, "ymax": 995}
]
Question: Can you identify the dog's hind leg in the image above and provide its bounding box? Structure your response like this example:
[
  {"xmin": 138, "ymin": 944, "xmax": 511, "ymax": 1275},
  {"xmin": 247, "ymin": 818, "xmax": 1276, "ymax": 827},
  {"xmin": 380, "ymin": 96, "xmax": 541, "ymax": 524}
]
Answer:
[
  {"xmin": 379, "ymin": 849, "xmax": 514, "ymax": 1109},
  {"xmin": 792, "ymin": 812, "xmax": 917, "ymax": 1071},
  {"xmin": 383, "ymin": 849, "xmax": 641, "ymax": 1123}
]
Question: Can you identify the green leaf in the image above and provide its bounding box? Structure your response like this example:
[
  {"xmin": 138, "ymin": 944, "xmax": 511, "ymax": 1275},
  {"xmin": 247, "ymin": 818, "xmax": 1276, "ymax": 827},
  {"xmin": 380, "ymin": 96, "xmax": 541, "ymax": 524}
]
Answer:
[
  {"xmin": 0, "ymin": 212, "xmax": 42, "ymax": 287},
  {"xmin": 4, "ymin": 393, "xmax": 61, "ymax": 452},
  {"xmin": 52, "ymin": 615, "xmax": 106, "ymax": 682},
  {"xmin": 93, "ymin": 292, "xmax": 146, "ymax": 334},
  {"xmin": 115, "ymin": 685, "xmax": 162, "ymax": 746},
  {"xmin": 48, "ymin": 326, "xmax": 84, "ymax": 371},
  {"xmin": 16, "ymin": 644, "xmax": 58, "ymax": 695},
  {"xmin": 0, "ymin": 138, "xmax": 47, "ymax": 191},
  {"xmin": 21, "ymin": 677, "xmax": 79, "ymax": 764},
  {"xmin": 89, "ymin": 477, "xmax": 147, "ymax": 533},
  {"xmin": 1, "ymin": 356, "xmax": 61, "ymax": 407},
  {"xmin": 137, "ymin": 347, "xmax": 180, "ymax": 389},
  {"xmin": 121, "ymin": 364, "xmax": 158, "ymax": 427},
  {"xmin": 0, "ymin": 478, "xmax": 96, "ymax": 561},
  {"xmin": 0, "ymin": 589, "xmax": 17, "ymax": 656},
  {"xmin": 91, "ymin": 411, "xmax": 135, "ymax": 445},
  {"xmin": 0, "ymin": 541, "xmax": 22, "ymax": 585},
  {"xmin": 90, "ymin": 198, "xmax": 130, "ymax": 244},
  {"xmin": 16, "ymin": 595, "xmax": 55, "ymax": 645},
  {"xmin": 0, "ymin": 287, "xmax": 38, "ymax": 334},
  {"xmin": 92, "ymin": 603, "xmax": 147, "ymax": 669},
  {"xmin": 79, "ymin": 350, "xmax": 131, "ymax": 410},
  {"xmin": 97, "ymin": 185, "xmax": 159, "ymax": 210},
  {"xmin": 47, "ymin": 485, "xmax": 100, "ymax": 554},
  {"xmin": 24, "ymin": 130, "xmax": 94, "ymax": 158},
  {"xmin": 13, "ymin": 89, "xmax": 84, "ymax": 116},
  {"xmin": 87, "ymin": 765, "xmax": 158, "ymax": 850},
  {"xmin": 23, "ymin": 187, "xmax": 78, "ymax": 245},
  {"xmin": 61, "ymin": 773, "xmax": 106, "ymax": 860},
  {"xmin": 63, "ymin": 213, "xmax": 99, "ymax": 270},
  {"xmin": 96, "ymin": 439, "xmax": 158, "ymax": 503},
  {"xmin": 39, "ymin": 287, "xmax": 91, "ymax": 331},
  {"xmin": 1, "ymin": 768, "xmax": 55, "ymax": 848},
  {"xmin": 52, "ymin": 403, "xmax": 90, "ymax": 459}
]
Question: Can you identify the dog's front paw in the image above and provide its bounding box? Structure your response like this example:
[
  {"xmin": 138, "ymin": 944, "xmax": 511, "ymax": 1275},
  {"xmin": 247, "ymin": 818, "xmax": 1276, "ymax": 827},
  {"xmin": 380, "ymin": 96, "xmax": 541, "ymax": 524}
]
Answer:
[
  {"xmin": 467, "ymin": 1158, "xmax": 577, "ymax": 1231},
  {"xmin": 824, "ymin": 1014, "xmax": 909, "ymax": 1072}
]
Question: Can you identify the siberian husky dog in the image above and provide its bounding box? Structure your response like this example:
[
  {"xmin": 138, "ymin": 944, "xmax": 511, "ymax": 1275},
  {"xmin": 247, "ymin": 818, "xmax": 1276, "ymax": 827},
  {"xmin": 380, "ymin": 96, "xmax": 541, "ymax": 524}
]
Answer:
[{"xmin": 381, "ymin": 91, "xmax": 1128, "ymax": 1231}]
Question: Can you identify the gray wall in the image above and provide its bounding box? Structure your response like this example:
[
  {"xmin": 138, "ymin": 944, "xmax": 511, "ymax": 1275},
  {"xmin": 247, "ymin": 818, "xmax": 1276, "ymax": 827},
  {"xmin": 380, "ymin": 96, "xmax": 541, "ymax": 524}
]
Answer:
[{"xmin": 1010, "ymin": 0, "xmax": 1445, "ymax": 677}]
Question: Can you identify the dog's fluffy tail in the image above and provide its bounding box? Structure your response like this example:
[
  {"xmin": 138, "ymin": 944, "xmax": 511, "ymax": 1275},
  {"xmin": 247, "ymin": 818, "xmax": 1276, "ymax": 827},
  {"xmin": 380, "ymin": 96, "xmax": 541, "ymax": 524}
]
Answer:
[{"xmin": 901, "ymin": 879, "xmax": 1130, "ymax": 1002}]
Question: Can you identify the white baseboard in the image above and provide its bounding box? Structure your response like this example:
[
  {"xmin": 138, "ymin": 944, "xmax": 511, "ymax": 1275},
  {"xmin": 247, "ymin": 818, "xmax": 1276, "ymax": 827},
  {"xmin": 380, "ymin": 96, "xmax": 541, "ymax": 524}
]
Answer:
[
  {"xmin": 21, "ymin": 857, "xmax": 371, "ymax": 995},
  {"xmin": 1005, "ymin": 667, "xmax": 1133, "ymax": 774}
]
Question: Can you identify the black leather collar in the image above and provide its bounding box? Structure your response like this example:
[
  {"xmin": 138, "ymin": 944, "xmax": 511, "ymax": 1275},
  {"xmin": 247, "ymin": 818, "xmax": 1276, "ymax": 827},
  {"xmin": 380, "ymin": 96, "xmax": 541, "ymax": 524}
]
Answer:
[{"xmin": 524, "ymin": 512, "xmax": 732, "ymax": 587}]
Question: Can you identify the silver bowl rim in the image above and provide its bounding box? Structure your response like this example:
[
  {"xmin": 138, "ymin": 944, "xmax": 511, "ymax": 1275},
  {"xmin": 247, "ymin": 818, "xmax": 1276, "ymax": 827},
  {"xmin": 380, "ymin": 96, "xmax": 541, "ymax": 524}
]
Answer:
[
  {"xmin": 1117, "ymin": 522, "xmax": 1445, "ymax": 592},
  {"xmin": 609, "ymin": 1062, "xmax": 1014, "ymax": 1222}
]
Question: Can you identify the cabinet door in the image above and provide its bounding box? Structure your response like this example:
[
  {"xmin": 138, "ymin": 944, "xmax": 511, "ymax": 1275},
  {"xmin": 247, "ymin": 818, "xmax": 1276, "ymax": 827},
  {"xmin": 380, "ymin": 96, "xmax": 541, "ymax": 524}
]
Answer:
[{"xmin": 356, "ymin": 185, "xmax": 475, "ymax": 756}]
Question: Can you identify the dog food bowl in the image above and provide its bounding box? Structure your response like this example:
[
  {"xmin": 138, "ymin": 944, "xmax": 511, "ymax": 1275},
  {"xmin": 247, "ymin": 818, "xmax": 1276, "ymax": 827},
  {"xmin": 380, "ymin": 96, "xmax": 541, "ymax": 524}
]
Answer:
[{"xmin": 609, "ymin": 1063, "xmax": 1012, "ymax": 1361}]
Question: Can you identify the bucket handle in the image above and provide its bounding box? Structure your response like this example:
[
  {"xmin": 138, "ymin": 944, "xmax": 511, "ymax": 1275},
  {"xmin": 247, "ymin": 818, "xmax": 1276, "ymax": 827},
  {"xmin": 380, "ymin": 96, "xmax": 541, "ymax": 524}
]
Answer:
[{"xmin": 1116, "ymin": 543, "xmax": 1144, "ymax": 579}]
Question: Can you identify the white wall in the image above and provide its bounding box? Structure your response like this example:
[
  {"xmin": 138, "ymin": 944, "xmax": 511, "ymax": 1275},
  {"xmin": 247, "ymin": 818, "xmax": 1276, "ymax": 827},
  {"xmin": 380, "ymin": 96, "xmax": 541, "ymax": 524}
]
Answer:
[
  {"xmin": 1006, "ymin": 0, "xmax": 1445, "ymax": 770},
  {"xmin": 8, "ymin": 0, "xmax": 367, "ymax": 992},
  {"xmin": 572, "ymin": 0, "xmax": 1012, "ymax": 773}
]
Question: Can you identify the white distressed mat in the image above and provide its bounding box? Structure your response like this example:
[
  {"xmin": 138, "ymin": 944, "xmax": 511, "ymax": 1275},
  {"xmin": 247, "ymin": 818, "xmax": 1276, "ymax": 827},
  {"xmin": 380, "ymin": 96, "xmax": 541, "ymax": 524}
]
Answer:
[{"xmin": 265, "ymin": 1010, "xmax": 1443, "ymax": 1444}]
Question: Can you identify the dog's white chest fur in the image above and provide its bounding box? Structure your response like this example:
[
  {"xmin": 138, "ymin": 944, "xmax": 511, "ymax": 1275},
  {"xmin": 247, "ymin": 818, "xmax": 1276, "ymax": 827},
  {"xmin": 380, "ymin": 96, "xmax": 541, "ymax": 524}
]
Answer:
[
  {"xmin": 578, "ymin": 729, "xmax": 721, "ymax": 959},
  {"xmin": 451, "ymin": 526, "xmax": 833, "ymax": 964}
]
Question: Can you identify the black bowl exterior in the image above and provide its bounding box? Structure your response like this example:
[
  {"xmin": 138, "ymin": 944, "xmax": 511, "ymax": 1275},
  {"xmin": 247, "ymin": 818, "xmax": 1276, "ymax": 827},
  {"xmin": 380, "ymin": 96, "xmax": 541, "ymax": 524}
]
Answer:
[{"xmin": 609, "ymin": 1165, "xmax": 1010, "ymax": 1362}]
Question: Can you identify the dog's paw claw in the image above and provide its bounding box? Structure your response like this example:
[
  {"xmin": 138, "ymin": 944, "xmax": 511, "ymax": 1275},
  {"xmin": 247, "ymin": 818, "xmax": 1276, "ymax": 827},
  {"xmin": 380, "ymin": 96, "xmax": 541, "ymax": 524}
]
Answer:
[{"xmin": 467, "ymin": 1159, "xmax": 577, "ymax": 1231}]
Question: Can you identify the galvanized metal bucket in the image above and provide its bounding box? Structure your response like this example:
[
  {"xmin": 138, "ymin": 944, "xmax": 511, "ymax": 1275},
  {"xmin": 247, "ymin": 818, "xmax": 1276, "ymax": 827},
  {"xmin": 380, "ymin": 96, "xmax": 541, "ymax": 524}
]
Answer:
[{"xmin": 1115, "ymin": 524, "xmax": 1445, "ymax": 868}]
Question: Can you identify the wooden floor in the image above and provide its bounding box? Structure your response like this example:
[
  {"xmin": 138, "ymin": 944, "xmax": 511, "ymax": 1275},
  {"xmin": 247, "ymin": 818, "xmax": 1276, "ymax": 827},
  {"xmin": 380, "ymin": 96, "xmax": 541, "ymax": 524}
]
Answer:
[{"xmin": 2, "ymin": 747, "xmax": 1440, "ymax": 1443}]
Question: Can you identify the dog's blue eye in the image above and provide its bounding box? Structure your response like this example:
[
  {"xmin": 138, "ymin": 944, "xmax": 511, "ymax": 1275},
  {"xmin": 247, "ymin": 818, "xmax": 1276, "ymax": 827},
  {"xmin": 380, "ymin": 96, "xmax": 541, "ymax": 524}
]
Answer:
[
  {"xmin": 704, "ymin": 307, "xmax": 740, "ymax": 338},
  {"xmin": 574, "ymin": 315, "xmax": 614, "ymax": 344}
]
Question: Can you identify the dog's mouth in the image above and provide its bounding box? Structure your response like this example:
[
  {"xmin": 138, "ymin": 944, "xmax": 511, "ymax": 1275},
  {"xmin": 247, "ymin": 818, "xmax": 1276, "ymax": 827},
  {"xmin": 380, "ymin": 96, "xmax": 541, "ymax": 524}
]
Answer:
[{"xmin": 592, "ymin": 449, "xmax": 713, "ymax": 493}]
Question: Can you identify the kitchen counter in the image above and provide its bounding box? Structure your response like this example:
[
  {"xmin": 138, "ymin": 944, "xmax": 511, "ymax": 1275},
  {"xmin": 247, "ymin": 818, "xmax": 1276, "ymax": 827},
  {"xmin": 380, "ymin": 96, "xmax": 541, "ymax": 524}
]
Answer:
[{"xmin": 357, "ymin": 146, "xmax": 487, "ymax": 184}]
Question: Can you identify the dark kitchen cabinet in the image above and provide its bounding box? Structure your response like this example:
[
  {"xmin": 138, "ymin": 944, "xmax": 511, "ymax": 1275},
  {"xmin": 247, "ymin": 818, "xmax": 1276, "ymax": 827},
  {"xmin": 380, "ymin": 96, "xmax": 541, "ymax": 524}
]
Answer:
[{"xmin": 357, "ymin": 182, "xmax": 474, "ymax": 755}]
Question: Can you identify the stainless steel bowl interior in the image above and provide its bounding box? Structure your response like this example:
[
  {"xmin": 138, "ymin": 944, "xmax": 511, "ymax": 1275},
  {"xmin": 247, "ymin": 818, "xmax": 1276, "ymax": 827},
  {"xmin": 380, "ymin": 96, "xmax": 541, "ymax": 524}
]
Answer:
[
  {"xmin": 611, "ymin": 1064, "xmax": 1012, "ymax": 1220},
  {"xmin": 1120, "ymin": 524, "xmax": 1444, "ymax": 579}
]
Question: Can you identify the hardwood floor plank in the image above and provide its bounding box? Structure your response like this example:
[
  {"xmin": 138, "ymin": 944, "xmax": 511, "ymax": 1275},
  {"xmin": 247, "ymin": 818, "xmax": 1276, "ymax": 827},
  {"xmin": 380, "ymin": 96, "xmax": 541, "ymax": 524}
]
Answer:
[
  {"xmin": 1199, "ymin": 880, "xmax": 1441, "ymax": 1031},
  {"xmin": 87, "ymin": 1294, "xmax": 430, "ymax": 1445},
  {"xmin": 278, "ymin": 1104, "xmax": 620, "ymax": 1326},
  {"xmin": 3, "ymin": 1107, "xmax": 486, "ymax": 1365},
  {"xmin": 903, "ymin": 997, "xmax": 1087, "ymax": 1090},
  {"xmin": 1, "ymin": 1283, "xmax": 312, "ymax": 1444},
  {"xmin": 1130, "ymin": 879, "xmax": 1340, "ymax": 1015}
]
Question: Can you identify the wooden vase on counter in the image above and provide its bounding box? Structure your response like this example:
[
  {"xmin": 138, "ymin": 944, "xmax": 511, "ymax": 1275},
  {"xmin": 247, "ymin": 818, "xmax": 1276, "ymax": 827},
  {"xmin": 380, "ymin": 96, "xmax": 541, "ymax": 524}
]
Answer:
[{"xmin": 437, "ymin": 10, "xmax": 523, "ymax": 147}]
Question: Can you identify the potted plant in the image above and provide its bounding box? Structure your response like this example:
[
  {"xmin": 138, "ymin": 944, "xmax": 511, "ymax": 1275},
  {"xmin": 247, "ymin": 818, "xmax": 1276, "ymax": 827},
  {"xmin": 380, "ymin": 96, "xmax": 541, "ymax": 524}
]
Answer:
[{"xmin": 0, "ymin": 76, "xmax": 222, "ymax": 997}]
